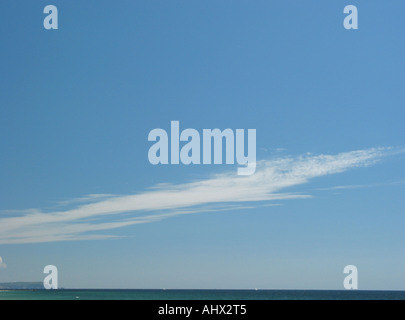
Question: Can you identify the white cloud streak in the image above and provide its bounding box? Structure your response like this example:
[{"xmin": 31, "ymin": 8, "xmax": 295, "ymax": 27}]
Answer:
[
  {"xmin": 316, "ymin": 180, "xmax": 405, "ymax": 191},
  {"xmin": 0, "ymin": 257, "xmax": 6, "ymax": 269},
  {"xmin": 0, "ymin": 147, "xmax": 399, "ymax": 244}
]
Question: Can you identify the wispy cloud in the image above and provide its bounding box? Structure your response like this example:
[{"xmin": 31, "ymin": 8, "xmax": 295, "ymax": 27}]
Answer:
[
  {"xmin": 0, "ymin": 257, "xmax": 6, "ymax": 269},
  {"xmin": 0, "ymin": 147, "xmax": 400, "ymax": 244},
  {"xmin": 316, "ymin": 180, "xmax": 405, "ymax": 191},
  {"xmin": 53, "ymin": 194, "xmax": 115, "ymax": 208}
]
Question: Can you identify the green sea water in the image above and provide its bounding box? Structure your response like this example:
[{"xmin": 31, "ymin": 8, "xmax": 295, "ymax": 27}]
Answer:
[{"xmin": 1, "ymin": 290, "xmax": 405, "ymax": 300}]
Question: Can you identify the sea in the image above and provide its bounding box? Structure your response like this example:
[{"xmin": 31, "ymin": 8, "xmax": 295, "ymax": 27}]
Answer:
[{"xmin": 1, "ymin": 289, "xmax": 405, "ymax": 300}]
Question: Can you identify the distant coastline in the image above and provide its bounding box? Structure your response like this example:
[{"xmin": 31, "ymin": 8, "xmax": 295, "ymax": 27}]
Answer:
[{"xmin": 0, "ymin": 282, "xmax": 44, "ymax": 290}]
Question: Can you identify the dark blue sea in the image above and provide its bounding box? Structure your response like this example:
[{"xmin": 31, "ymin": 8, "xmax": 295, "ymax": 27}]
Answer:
[{"xmin": 1, "ymin": 289, "xmax": 404, "ymax": 300}]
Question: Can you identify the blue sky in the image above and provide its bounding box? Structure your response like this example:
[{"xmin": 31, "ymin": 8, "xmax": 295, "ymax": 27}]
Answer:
[{"xmin": 0, "ymin": 0, "xmax": 404, "ymax": 289}]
